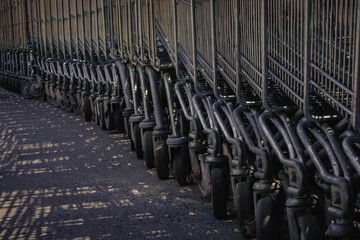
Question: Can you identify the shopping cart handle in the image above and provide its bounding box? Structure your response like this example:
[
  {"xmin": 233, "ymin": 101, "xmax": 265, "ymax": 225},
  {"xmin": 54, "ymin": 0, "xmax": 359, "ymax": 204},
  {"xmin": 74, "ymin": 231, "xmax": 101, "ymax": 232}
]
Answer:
[
  {"xmin": 96, "ymin": 65, "xmax": 107, "ymax": 84},
  {"xmin": 233, "ymin": 106, "xmax": 273, "ymax": 181},
  {"xmin": 90, "ymin": 66, "xmax": 99, "ymax": 84},
  {"xmin": 297, "ymin": 119, "xmax": 354, "ymax": 219},
  {"xmin": 69, "ymin": 62, "xmax": 78, "ymax": 79},
  {"xmin": 259, "ymin": 110, "xmax": 308, "ymax": 196},
  {"xmin": 193, "ymin": 93, "xmax": 221, "ymax": 154},
  {"xmin": 213, "ymin": 100, "xmax": 246, "ymax": 167},
  {"xmin": 193, "ymin": 93, "xmax": 211, "ymax": 131},
  {"xmin": 174, "ymin": 82, "xmax": 193, "ymax": 121},
  {"xmin": 343, "ymin": 134, "xmax": 360, "ymax": 176},
  {"xmin": 104, "ymin": 63, "xmax": 116, "ymax": 84},
  {"xmin": 110, "ymin": 52, "xmax": 121, "ymax": 60}
]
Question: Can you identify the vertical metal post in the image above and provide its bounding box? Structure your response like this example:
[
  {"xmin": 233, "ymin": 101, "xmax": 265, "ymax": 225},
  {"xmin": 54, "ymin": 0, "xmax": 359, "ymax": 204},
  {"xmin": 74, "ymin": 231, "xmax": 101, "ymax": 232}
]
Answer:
[
  {"xmin": 49, "ymin": 0, "xmax": 54, "ymax": 58},
  {"xmin": 235, "ymin": 0, "xmax": 241, "ymax": 104},
  {"xmin": 149, "ymin": 0, "xmax": 155, "ymax": 65},
  {"xmin": 127, "ymin": 0, "xmax": 133, "ymax": 61},
  {"xmin": 138, "ymin": 0, "xmax": 144, "ymax": 62},
  {"xmin": 95, "ymin": 0, "xmax": 100, "ymax": 61},
  {"xmin": 173, "ymin": 0, "xmax": 179, "ymax": 79},
  {"xmin": 191, "ymin": 0, "xmax": 197, "ymax": 89},
  {"xmin": 75, "ymin": 0, "xmax": 80, "ymax": 59},
  {"xmin": 211, "ymin": 0, "xmax": 218, "ymax": 97},
  {"xmin": 352, "ymin": 1, "xmax": 360, "ymax": 132},
  {"xmin": 260, "ymin": 0, "xmax": 269, "ymax": 107},
  {"xmin": 109, "ymin": 0, "xmax": 115, "ymax": 56},
  {"xmin": 117, "ymin": 0, "xmax": 123, "ymax": 59},
  {"xmin": 146, "ymin": 0, "xmax": 150, "ymax": 62},
  {"xmin": 303, "ymin": 0, "xmax": 312, "ymax": 118}
]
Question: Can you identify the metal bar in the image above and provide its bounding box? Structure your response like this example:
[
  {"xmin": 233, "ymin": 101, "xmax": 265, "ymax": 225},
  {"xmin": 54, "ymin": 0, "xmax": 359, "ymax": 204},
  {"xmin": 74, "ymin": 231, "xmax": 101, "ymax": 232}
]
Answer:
[{"xmin": 190, "ymin": 0, "xmax": 197, "ymax": 91}]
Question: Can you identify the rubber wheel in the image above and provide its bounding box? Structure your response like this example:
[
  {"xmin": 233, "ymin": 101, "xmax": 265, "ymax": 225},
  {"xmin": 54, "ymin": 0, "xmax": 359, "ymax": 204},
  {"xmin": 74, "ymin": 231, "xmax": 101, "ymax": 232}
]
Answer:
[
  {"xmin": 256, "ymin": 197, "xmax": 277, "ymax": 240},
  {"xmin": 211, "ymin": 168, "xmax": 229, "ymax": 219},
  {"xmin": 235, "ymin": 181, "xmax": 253, "ymax": 226},
  {"xmin": 94, "ymin": 101, "xmax": 100, "ymax": 125},
  {"xmin": 99, "ymin": 101, "xmax": 106, "ymax": 130},
  {"xmin": 297, "ymin": 215, "xmax": 323, "ymax": 240},
  {"xmin": 174, "ymin": 148, "xmax": 191, "ymax": 186},
  {"xmin": 83, "ymin": 96, "xmax": 92, "ymax": 121},
  {"xmin": 133, "ymin": 124, "xmax": 143, "ymax": 158},
  {"xmin": 113, "ymin": 105, "xmax": 125, "ymax": 133},
  {"xmin": 76, "ymin": 93, "xmax": 83, "ymax": 115},
  {"xmin": 144, "ymin": 131, "xmax": 155, "ymax": 168},
  {"xmin": 155, "ymin": 139, "xmax": 169, "ymax": 179},
  {"xmin": 127, "ymin": 121, "xmax": 135, "ymax": 150},
  {"xmin": 21, "ymin": 83, "xmax": 32, "ymax": 99},
  {"xmin": 47, "ymin": 91, "xmax": 54, "ymax": 105},
  {"xmin": 53, "ymin": 89, "xmax": 61, "ymax": 107},
  {"xmin": 61, "ymin": 92, "xmax": 73, "ymax": 113},
  {"xmin": 29, "ymin": 82, "xmax": 42, "ymax": 98},
  {"xmin": 105, "ymin": 103, "xmax": 115, "ymax": 130},
  {"xmin": 67, "ymin": 93, "xmax": 77, "ymax": 113},
  {"xmin": 197, "ymin": 154, "xmax": 210, "ymax": 197}
]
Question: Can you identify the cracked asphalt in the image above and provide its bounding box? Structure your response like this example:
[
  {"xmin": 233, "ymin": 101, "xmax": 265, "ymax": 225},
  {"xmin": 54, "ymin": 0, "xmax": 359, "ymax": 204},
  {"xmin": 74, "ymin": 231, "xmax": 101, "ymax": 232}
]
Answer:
[{"xmin": 0, "ymin": 88, "xmax": 243, "ymax": 240}]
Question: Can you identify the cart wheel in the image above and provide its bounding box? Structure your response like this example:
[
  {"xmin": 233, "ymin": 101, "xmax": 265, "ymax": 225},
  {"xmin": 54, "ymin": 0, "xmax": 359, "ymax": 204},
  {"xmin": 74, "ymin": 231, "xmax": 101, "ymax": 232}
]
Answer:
[
  {"xmin": 197, "ymin": 154, "xmax": 210, "ymax": 197},
  {"xmin": 155, "ymin": 139, "xmax": 169, "ymax": 179},
  {"xmin": 53, "ymin": 90, "xmax": 61, "ymax": 107},
  {"xmin": 298, "ymin": 215, "xmax": 323, "ymax": 240},
  {"xmin": 21, "ymin": 83, "xmax": 32, "ymax": 99},
  {"xmin": 99, "ymin": 101, "xmax": 106, "ymax": 130},
  {"xmin": 83, "ymin": 96, "xmax": 92, "ymax": 121},
  {"xmin": 62, "ymin": 93, "xmax": 73, "ymax": 113},
  {"xmin": 134, "ymin": 124, "xmax": 143, "ymax": 158},
  {"xmin": 235, "ymin": 181, "xmax": 252, "ymax": 226},
  {"xmin": 68, "ymin": 93, "xmax": 77, "ymax": 113},
  {"xmin": 29, "ymin": 82, "xmax": 42, "ymax": 98},
  {"xmin": 47, "ymin": 92, "xmax": 54, "ymax": 105},
  {"xmin": 174, "ymin": 148, "xmax": 191, "ymax": 186},
  {"xmin": 128, "ymin": 121, "xmax": 135, "ymax": 150},
  {"xmin": 94, "ymin": 101, "xmax": 100, "ymax": 125},
  {"xmin": 255, "ymin": 197, "xmax": 277, "ymax": 240},
  {"xmin": 105, "ymin": 104, "xmax": 115, "ymax": 130},
  {"xmin": 211, "ymin": 168, "xmax": 229, "ymax": 218},
  {"xmin": 113, "ymin": 105, "xmax": 125, "ymax": 132},
  {"xmin": 144, "ymin": 131, "xmax": 155, "ymax": 168},
  {"xmin": 76, "ymin": 93, "xmax": 83, "ymax": 115}
]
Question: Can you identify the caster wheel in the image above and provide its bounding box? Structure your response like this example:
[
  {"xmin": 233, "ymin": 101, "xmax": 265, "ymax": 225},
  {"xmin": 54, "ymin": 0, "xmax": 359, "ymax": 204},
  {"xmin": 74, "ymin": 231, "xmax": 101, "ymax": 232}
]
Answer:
[
  {"xmin": 21, "ymin": 83, "xmax": 32, "ymax": 99},
  {"xmin": 62, "ymin": 92, "xmax": 73, "ymax": 113},
  {"xmin": 99, "ymin": 101, "xmax": 106, "ymax": 130},
  {"xmin": 197, "ymin": 154, "xmax": 210, "ymax": 197},
  {"xmin": 134, "ymin": 124, "xmax": 143, "ymax": 158},
  {"xmin": 47, "ymin": 93, "xmax": 54, "ymax": 105},
  {"xmin": 94, "ymin": 101, "xmax": 100, "ymax": 125},
  {"xmin": 53, "ymin": 90, "xmax": 61, "ymax": 107},
  {"xmin": 211, "ymin": 168, "xmax": 229, "ymax": 219},
  {"xmin": 68, "ymin": 93, "xmax": 78, "ymax": 113},
  {"xmin": 83, "ymin": 96, "xmax": 92, "ymax": 121},
  {"xmin": 298, "ymin": 215, "xmax": 323, "ymax": 240},
  {"xmin": 155, "ymin": 139, "xmax": 169, "ymax": 179},
  {"xmin": 105, "ymin": 104, "xmax": 115, "ymax": 130},
  {"xmin": 235, "ymin": 181, "xmax": 252, "ymax": 226},
  {"xmin": 174, "ymin": 148, "xmax": 191, "ymax": 186},
  {"xmin": 29, "ymin": 82, "xmax": 42, "ymax": 98},
  {"xmin": 113, "ymin": 105, "xmax": 125, "ymax": 133},
  {"xmin": 255, "ymin": 197, "xmax": 277, "ymax": 240},
  {"xmin": 127, "ymin": 121, "xmax": 135, "ymax": 150},
  {"xmin": 144, "ymin": 131, "xmax": 155, "ymax": 168}
]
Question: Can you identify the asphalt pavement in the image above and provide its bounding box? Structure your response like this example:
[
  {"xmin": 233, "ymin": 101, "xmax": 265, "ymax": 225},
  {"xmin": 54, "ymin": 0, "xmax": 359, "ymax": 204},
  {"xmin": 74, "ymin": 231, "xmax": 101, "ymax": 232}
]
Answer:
[{"xmin": 0, "ymin": 88, "xmax": 243, "ymax": 239}]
